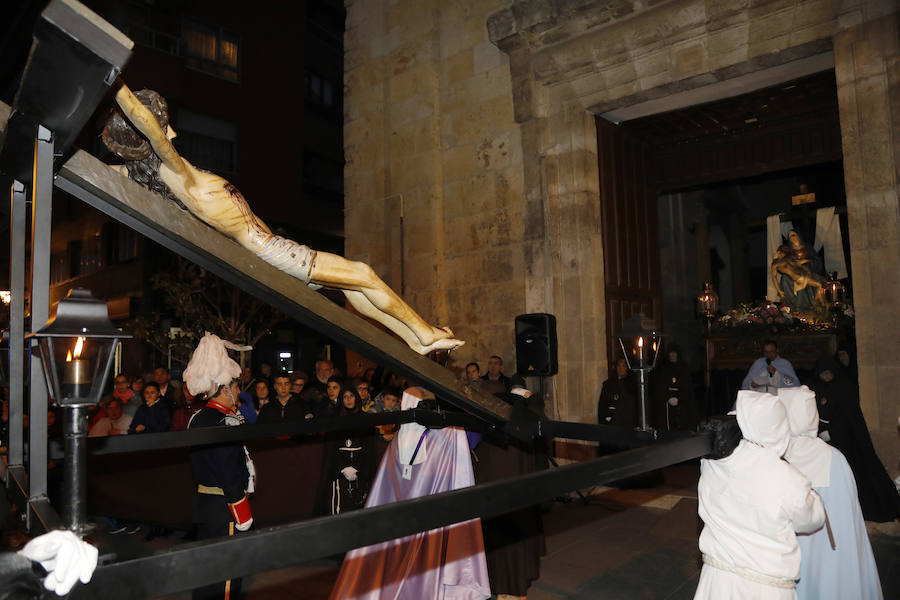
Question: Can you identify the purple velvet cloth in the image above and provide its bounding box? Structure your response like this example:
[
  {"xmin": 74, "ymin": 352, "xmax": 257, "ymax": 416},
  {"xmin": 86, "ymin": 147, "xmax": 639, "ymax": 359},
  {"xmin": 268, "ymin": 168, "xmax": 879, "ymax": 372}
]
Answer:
[{"xmin": 329, "ymin": 426, "xmax": 491, "ymax": 600}]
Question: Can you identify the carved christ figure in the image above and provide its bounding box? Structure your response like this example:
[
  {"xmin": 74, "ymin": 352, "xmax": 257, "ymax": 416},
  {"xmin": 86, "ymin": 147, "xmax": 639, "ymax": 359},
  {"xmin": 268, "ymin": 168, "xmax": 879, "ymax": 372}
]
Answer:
[{"xmin": 103, "ymin": 84, "xmax": 462, "ymax": 355}]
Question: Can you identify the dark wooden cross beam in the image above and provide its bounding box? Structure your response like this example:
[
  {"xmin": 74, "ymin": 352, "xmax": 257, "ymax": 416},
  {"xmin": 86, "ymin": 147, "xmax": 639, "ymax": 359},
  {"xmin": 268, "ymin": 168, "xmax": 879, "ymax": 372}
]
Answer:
[{"xmin": 56, "ymin": 150, "xmax": 513, "ymax": 424}]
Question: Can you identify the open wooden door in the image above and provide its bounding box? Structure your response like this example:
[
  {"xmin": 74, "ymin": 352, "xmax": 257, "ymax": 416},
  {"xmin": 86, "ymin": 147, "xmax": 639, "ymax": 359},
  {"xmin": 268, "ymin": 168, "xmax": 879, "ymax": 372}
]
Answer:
[{"xmin": 596, "ymin": 117, "xmax": 662, "ymax": 367}]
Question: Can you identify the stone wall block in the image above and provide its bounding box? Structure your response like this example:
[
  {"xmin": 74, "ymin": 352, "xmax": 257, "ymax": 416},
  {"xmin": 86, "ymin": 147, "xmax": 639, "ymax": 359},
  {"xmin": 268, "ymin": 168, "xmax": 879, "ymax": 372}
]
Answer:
[
  {"xmin": 444, "ymin": 50, "xmax": 474, "ymax": 85},
  {"xmin": 868, "ymin": 240, "xmax": 900, "ymax": 308},
  {"xmin": 441, "ymin": 15, "xmax": 490, "ymax": 58},
  {"xmin": 835, "ymin": 87, "xmax": 863, "ymax": 196},
  {"xmin": 391, "ymin": 65, "xmax": 430, "ymax": 102},
  {"xmin": 389, "ymin": 125, "xmax": 417, "ymax": 159},
  {"xmin": 856, "ymin": 79, "xmax": 893, "ymax": 187},
  {"xmin": 441, "ymin": 178, "xmax": 471, "ymax": 218},
  {"xmin": 855, "ymin": 362, "xmax": 878, "ymax": 422},
  {"xmin": 388, "ymin": 1, "xmax": 435, "ymax": 38},
  {"xmin": 876, "ymin": 366, "xmax": 900, "ymax": 426},
  {"xmin": 486, "ymin": 7, "xmax": 516, "ymax": 43},
  {"xmin": 473, "ymin": 40, "xmax": 507, "ymax": 74},
  {"xmin": 788, "ymin": 20, "xmax": 840, "ymax": 48},
  {"xmin": 390, "ymin": 96, "xmax": 434, "ymax": 129},
  {"xmin": 565, "ymin": 72, "xmax": 612, "ymax": 107},
  {"xmin": 511, "ymin": 0, "xmax": 558, "ymax": 32},
  {"xmin": 747, "ymin": 5, "xmax": 798, "ymax": 44},
  {"xmin": 852, "ymin": 17, "xmax": 900, "ymax": 80},
  {"xmin": 634, "ymin": 50, "xmax": 671, "ymax": 79},
  {"xmin": 748, "ymin": 33, "xmax": 792, "ymax": 57},
  {"xmin": 443, "ymin": 143, "xmax": 478, "ymax": 181},
  {"xmin": 850, "ymin": 252, "xmax": 872, "ymax": 310},
  {"xmin": 673, "ymin": 41, "xmax": 709, "ymax": 77},
  {"xmin": 706, "ymin": 0, "xmax": 751, "ymax": 29},
  {"xmin": 866, "ymin": 191, "xmax": 900, "ymax": 251},
  {"xmin": 708, "ymin": 22, "xmax": 750, "ymax": 56},
  {"xmin": 891, "ymin": 56, "xmax": 900, "ymax": 185},
  {"xmin": 794, "ymin": 0, "xmax": 840, "ymax": 28}
]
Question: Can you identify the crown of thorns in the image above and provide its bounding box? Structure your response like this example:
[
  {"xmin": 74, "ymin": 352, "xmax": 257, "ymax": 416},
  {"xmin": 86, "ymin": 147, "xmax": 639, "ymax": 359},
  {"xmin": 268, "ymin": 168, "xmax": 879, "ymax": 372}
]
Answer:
[{"xmin": 101, "ymin": 89, "xmax": 169, "ymax": 161}]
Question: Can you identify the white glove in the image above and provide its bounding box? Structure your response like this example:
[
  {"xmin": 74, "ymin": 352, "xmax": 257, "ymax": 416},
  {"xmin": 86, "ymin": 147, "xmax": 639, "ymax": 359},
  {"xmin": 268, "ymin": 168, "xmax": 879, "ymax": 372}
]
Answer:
[
  {"xmin": 235, "ymin": 517, "xmax": 253, "ymax": 532},
  {"xmin": 244, "ymin": 447, "xmax": 256, "ymax": 494},
  {"xmin": 19, "ymin": 529, "xmax": 99, "ymax": 596},
  {"xmin": 667, "ymin": 397, "xmax": 679, "ymax": 407},
  {"xmin": 341, "ymin": 466, "xmax": 358, "ymax": 481}
]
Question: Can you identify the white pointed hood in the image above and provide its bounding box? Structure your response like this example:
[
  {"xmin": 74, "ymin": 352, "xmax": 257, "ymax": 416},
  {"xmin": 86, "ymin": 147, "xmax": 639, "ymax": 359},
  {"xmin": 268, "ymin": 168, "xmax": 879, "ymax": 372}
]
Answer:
[
  {"xmin": 778, "ymin": 386, "xmax": 832, "ymax": 487},
  {"xmin": 735, "ymin": 390, "xmax": 790, "ymax": 458}
]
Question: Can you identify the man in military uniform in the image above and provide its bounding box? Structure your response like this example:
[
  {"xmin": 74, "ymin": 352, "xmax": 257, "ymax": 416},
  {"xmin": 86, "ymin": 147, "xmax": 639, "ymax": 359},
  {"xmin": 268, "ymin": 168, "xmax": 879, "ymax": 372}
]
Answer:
[{"xmin": 183, "ymin": 333, "xmax": 254, "ymax": 600}]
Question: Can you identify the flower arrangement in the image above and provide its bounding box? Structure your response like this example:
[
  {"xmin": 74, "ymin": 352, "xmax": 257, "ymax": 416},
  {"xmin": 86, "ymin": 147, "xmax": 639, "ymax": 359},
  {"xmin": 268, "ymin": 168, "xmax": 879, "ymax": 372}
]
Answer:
[{"xmin": 713, "ymin": 301, "xmax": 853, "ymax": 334}]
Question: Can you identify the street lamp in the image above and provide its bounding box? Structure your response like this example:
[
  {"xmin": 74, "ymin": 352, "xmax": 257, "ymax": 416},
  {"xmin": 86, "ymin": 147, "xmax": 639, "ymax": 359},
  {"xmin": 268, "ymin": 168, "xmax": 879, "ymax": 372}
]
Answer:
[
  {"xmin": 696, "ymin": 282, "xmax": 719, "ymax": 398},
  {"xmin": 616, "ymin": 314, "xmax": 662, "ymax": 430},
  {"xmin": 27, "ymin": 287, "xmax": 130, "ymax": 533},
  {"xmin": 823, "ymin": 272, "xmax": 845, "ymax": 308},
  {"xmin": 696, "ymin": 281, "xmax": 719, "ymax": 327}
]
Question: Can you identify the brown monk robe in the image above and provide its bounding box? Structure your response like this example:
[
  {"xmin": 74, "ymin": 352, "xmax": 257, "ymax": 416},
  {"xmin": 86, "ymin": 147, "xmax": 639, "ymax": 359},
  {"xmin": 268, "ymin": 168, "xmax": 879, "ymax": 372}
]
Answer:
[{"xmin": 102, "ymin": 84, "xmax": 463, "ymax": 355}]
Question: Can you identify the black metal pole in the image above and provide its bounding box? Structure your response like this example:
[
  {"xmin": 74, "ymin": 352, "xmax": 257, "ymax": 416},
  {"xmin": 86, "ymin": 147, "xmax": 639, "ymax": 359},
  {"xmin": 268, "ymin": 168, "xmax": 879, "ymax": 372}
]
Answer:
[
  {"xmin": 28, "ymin": 125, "xmax": 54, "ymax": 530},
  {"xmin": 62, "ymin": 404, "xmax": 90, "ymax": 532},
  {"xmin": 8, "ymin": 180, "xmax": 27, "ymax": 467},
  {"xmin": 637, "ymin": 369, "xmax": 649, "ymax": 430}
]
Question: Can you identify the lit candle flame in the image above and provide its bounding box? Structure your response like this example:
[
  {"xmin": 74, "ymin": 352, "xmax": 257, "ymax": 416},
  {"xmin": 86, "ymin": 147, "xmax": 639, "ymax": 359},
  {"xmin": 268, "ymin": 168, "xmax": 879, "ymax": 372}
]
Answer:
[
  {"xmin": 66, "ymin": 350, "xmax": 72, "ymax": 362},
  {"xmin": 638, "ymin": 337, "xmax": 644, "ymax": 348},
  {"xmin": 73, "ymin": 336, "xmax": 85, "ymax": 359}
]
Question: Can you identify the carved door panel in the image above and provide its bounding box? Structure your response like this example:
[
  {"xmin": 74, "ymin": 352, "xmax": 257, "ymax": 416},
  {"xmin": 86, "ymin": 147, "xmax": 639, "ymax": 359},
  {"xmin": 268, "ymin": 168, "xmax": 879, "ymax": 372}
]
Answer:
[{"xmin": 596, "ymin": 117, "xmax": 662, "ymax": 367}]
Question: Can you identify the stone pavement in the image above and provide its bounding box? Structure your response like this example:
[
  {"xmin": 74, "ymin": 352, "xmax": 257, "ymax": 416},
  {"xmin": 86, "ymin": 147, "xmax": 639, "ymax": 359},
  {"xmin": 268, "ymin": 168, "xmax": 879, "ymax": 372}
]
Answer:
[{"xmin": 222, "ymin": 462, "xmax": 900, "ymax": 599}]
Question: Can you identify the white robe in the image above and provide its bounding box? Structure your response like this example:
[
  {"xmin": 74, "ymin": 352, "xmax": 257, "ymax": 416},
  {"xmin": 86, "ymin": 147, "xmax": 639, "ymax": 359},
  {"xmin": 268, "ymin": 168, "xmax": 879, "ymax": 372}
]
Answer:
[
  {"xmin": 795, "ymin": 449, "xmax": 883, "ymax": 599},
  {"xmin": 695, "ymin": 392, "xmax": 825, "ymax": 599},
  {"xmin": 778, "ymin": 387, "xmax": 883, "ymax": 600}
]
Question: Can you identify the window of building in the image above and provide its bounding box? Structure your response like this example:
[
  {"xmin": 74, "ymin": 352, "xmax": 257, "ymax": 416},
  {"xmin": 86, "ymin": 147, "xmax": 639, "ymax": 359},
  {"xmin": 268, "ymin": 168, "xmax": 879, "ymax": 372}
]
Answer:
[
  {"xmin": 174, "ymin": 109, "xmax": 237, "ymax": 174},
  {"xmin": 115, "ymin": 3, "xmax": 240, "ymax": 81},
  {"xmin": 182, "ymin": 19, "xmax": 240, "ymax": 82},
  {"xmin": 305, "ymin": 72, "xmax": 337, "ymax": 110},
  {"xmin": 117, "ymin": 2, "xmax": 180, "ymax": 56}
]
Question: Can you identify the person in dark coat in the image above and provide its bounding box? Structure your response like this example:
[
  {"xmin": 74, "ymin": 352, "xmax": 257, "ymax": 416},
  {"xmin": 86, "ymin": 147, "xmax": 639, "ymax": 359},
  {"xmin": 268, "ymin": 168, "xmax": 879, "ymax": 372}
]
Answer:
[
  {"xmin": 256, "ymin": 374, "xmax": 303, "ymax": 424},
  {"xmin": 320, "ymin": 388, "xmax": 376, "ymax": 515},
  {"xmin": 809, "ymin": 357, "xmax": 899, "ymax": 522},
  {"xmin": 597, "ymin": 358, "xmax": 638, "ymax": 430},
  {"xmin": 473, "ymin": 385, "xmax": 546, "ymax": 598},
  {"xmin": 128, "ymin": 382, "xmax": 172, "ymax": 434},
  {"xmin": 652, "ymin": 345, "xmax": 698, "ymax": 431}
]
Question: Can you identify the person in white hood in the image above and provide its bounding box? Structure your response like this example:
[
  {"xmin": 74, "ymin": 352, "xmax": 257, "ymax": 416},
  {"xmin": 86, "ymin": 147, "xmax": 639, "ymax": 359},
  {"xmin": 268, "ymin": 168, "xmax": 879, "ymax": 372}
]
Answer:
[
  {"xmin": 778, "ymin": 387, "xmax": 882, "ymax": 600},
  {"xmin": 695, "ymin": 391, "xmax": 825, "ymax": 599}
]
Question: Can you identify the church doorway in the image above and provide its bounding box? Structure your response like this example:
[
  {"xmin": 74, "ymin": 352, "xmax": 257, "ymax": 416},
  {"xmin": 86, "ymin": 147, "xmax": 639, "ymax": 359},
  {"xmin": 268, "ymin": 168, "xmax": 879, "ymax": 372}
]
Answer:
[{"xmin": 597, "ymin": 69, "xmax": 848, "ymax": 410}]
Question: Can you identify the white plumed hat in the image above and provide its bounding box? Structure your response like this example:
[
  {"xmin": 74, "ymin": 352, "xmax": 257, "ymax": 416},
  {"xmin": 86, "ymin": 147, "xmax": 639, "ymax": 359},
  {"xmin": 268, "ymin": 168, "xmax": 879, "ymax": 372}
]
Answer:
[{"xmin": 182, "ymin": 332, "xmax": 251, "ymax": 396}]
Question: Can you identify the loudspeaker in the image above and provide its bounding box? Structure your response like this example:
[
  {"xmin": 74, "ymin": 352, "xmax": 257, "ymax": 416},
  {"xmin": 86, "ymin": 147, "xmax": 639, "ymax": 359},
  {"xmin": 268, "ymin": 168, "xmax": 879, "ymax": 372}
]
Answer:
[{"xmin": 515, "ymin": 313, "xmax": 558, "ymax": 376}]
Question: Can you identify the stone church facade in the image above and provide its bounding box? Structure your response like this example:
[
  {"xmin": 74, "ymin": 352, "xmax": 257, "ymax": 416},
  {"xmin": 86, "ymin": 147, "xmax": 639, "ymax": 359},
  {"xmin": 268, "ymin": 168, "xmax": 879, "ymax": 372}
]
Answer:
[{"xmin": 343, "ymin": 0, "xmax": 899, "ymax": 472}]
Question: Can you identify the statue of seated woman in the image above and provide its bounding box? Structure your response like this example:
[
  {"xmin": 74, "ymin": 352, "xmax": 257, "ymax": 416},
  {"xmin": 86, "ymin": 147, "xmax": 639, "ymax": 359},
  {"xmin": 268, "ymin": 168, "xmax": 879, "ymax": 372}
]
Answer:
[
  {"xmin": 771, "ymin": 233, "xmax": 826, "ymax": 311},
  {"xmin": 102, "ymin": 84, "xmax": 463, "ymax": 355}
]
